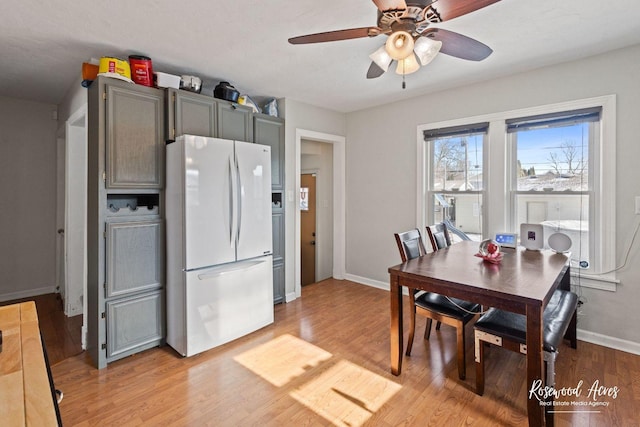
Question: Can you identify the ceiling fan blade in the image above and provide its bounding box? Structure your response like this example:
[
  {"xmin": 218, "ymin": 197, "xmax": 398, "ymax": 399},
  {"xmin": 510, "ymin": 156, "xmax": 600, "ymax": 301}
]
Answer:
[
  {"xmin": 430, "ymin": 0, "xmax": 502, "ymax": 22},
  {"xmin": 367, "ymin": 61, "xmax": 387, "ymax": 79},
  {"xmin": 371, "ymin": 0, "xmax": 407, "ymax": 12},
  {"xmin": 288, "ymin": 27, "xmax": 381, "ymax": 44},
  {"xmin": 422, "ymin": 28, "xmax": 492, "ymax": 61}
]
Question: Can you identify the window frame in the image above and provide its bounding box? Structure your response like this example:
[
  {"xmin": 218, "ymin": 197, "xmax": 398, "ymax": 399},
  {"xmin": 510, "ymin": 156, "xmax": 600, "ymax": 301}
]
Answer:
[
  {"xmin": 424, "ymin": 125, "xmax": 488, "ymax": 241},
  {"xmin": 417, "ymin": 95, "xmax": 617, "ymax": 291}
]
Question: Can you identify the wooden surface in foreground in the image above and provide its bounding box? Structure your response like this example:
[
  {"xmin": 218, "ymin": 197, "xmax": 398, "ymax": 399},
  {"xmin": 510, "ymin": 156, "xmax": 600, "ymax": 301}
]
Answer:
[{"xmin": 48, "ymin": 279, "xmax": 639, "ymax": 426}]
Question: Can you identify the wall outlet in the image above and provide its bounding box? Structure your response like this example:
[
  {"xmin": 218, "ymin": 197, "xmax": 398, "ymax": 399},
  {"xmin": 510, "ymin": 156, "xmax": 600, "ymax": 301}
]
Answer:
[{"xmin": 636, "ymin": 196, "xmax": 640, "ymax": 214}]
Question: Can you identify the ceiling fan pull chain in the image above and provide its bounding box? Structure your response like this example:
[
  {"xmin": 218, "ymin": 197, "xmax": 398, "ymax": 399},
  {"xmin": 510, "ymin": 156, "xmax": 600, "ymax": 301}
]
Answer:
[{"xmin": 402, "ymin": 60, "xmax": 406, "ymax": 89}]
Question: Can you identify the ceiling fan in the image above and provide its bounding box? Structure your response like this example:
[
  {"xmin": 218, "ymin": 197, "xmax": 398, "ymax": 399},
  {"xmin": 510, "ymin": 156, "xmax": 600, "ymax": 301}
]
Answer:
[{"xmin": 288, "ymin": 0, "xmax": 502, "ymax": 87}]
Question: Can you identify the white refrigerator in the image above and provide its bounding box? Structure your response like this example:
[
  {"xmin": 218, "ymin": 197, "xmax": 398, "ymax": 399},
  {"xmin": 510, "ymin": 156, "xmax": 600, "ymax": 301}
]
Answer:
[{"xmin": 166, "ymin": 135, "xmax": 274, "ymax": 357}]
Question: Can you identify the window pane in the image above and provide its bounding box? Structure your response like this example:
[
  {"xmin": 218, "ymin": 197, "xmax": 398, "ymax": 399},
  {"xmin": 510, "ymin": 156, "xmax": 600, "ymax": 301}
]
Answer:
[
  {"xmin": 514, "ymin": 194, "xmax": 589, "ymax": 264},
  {"xmin": 431, "ymin": 134, "xmax": 483, "ymax": 192},
  {"xmin": 433, "ymin": 193, "xmax": 483, "ymax": 242},
  {"xmin": 515, "ymin": 123, "xmax": 589, "ymax": 191}
]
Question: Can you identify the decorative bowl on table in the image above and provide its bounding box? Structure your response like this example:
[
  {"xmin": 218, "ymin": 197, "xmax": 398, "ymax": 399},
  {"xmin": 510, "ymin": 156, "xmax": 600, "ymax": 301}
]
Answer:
[{"xmin": 475, "ymin": 239, "xmax": 503, "ymax": 264}]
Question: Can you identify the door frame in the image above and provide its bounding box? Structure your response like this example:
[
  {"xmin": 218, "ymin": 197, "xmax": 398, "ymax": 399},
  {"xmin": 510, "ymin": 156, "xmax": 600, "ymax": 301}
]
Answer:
[
  {"xmin": 295, "ymin": 129, "xmax": 345, "ymax": 300},
  {"xmin": 64, "ymin": 105, "xmax": 88, "ymax": 348}
]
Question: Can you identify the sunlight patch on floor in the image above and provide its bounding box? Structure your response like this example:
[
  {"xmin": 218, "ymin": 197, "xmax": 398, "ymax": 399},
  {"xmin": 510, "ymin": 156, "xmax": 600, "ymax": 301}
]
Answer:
[
  {"xmin": 233, "ymin": 334, "xmax": 332, "ymax": 387},
  {"xmin": 290, "ymin": 359, "xmax": 402, "ymax": 427}
]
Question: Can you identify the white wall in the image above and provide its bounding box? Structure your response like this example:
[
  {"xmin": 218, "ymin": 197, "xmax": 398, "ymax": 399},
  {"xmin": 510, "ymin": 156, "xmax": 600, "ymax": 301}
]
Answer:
[
  {"xmin": 301, "ymin": 140, "xmax": 334, "ymax": 281},
  {"xmin": 282, "ymin": 99, "xmax": 346, "ymax": 299},
  {"xmin": 0, "ymin": 96, "xmax": 59, "ymax": 300},
  {"xmin": 345, "ymin": 44, "xmax": 640, "ymax": 348}
]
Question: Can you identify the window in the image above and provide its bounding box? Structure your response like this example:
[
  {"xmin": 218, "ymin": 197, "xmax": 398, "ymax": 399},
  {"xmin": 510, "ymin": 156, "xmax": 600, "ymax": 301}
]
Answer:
[
  {"xmin": 424, "ymin": 123, "xmax": 487, "ymax": 242},
  {"xmin": 508, "ymin": 108, "xmax": 600, "ymax": 267},
  {"xmin": 417, "ymin": 96, "xmax": 616, "ymax": 290}
]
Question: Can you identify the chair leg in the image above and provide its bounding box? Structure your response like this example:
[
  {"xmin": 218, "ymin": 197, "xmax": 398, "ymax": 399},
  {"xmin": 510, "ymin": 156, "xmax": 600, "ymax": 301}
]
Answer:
[
  {"xmin": 456, "ymin": 321, "xmax": 466, "ymax": 380},
  {"xmin": 567, "ymin": 309, "xmax": 578, "ymax": 349},
  {"xmin": 475, "ymin": 335, "xmax": 485, "ymax": 395},
  {"xmin": 424, "ymin": 318, "xmax": 433, "ymax": 340},
  {"xmin": 406, "ymin": 305, "xmax": 417, "ymax": 356}
]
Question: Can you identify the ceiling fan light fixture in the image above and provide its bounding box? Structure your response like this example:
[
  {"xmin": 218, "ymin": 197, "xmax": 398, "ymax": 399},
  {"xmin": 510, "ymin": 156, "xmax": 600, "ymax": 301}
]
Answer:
[
  {"xmin": 369, "ymin": 45, "xmax": 393, "ymax": 72},
  {"xmin": 413, "ymin": 37, "xmax": 443, "ymax": 66},
  {"xmin": 385, "ymin": 30, "xmax": 415, "ymax": 60},
  {"xmin": 395, "ymin": 53, "xmax": 420, "ymax": 75}
]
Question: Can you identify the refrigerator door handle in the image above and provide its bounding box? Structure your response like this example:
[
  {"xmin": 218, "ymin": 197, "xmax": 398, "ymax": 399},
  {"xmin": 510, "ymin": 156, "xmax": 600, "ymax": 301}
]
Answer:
[
  {"xmin": 197, "ymin": 259, "xmax": 266, "ymax": 280},
  {"xmin": 229, "ymin": 155, "xmax": 238, "ymax": 249},
  {"xmin": 235, "ymin": 153, "xmax": 243, "ymax": 245}
]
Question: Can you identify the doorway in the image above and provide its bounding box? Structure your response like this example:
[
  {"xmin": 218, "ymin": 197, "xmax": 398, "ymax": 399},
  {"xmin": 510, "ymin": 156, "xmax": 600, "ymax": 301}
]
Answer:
[
  {"xmin": 294, "ymin": 129, "xmax": 345, "ymax": 300},
  {"xmin": 62, "ymin": 106, "xmax": 88, "ymax": 348},
  {"xmin": 300, "ymin": 173, "xmax": 316, "ymax": 286}
]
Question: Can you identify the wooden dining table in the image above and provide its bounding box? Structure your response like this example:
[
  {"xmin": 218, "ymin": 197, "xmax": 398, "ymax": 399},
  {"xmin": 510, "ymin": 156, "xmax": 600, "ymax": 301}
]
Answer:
[{"xmin": 388, "ymin": 240, "xmax": 570, "ymax": 427}]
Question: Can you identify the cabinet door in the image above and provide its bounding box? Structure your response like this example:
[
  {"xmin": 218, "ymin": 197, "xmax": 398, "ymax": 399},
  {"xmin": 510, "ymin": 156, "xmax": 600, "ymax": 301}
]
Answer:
[
  {"xmin": 106, "ymin": 220, "xmax": 163, "ymax": 298},
  {"xmin": 273, "ymin": 261, "xmax": 285, "ymax": 304},
  {"xmin": 254, "ymin": 115, "xmax": 285, "ymax": 190},
  {"xmin": 106, "ymin": 290, "xmax": 164, "ymax": 359},
  {"xmin": 217, "ymin": 101, "xmax": 253, "ymax": 141},
  {"xmin": 167, "ymin": 89, "xmax": 217, "ymax": 140},
  {"xmin": 106, "ymin": 84, "xmax": 165, "ymax": 188},
  {"xmin": 272, "ymin": 210, "xmax": 285, "ymax": 304}
]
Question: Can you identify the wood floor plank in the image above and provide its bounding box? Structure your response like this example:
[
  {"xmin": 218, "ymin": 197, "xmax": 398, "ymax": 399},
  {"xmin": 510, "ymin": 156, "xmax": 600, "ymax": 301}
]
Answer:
[{"xmin": 40, "ymin": 279, "xmax": 640, "ymax": 426}]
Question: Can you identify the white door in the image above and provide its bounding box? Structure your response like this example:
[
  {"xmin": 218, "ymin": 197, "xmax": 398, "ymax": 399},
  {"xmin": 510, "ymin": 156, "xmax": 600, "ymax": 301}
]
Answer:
[
  {"xmin": 64, "ymin": 109, "xmax": 88, "ymax": 318},
  {"xmin": 235, "ymin": 141, "xmax": 272, "ymax": 261},
  {"xmin": 182, "ymin": 136, "xmax": 236, "ymax": 269}
]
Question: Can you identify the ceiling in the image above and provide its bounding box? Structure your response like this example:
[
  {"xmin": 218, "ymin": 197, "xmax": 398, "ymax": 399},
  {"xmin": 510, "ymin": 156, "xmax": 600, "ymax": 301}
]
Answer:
[{"xmin": 1, "ymin": 0, "xmax": 640, "ymax": 113}]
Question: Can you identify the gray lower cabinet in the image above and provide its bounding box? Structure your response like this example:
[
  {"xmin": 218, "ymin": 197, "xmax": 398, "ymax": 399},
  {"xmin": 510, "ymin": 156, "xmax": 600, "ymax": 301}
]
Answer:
[
  {"xmin": 106, "ymin": 290, "xmax": 164, "ymax": 359},
  {"xmin": 106, "ymin": 220, "xmax": 163, "ymax": 298},
  {"xmin": 272, "ymin": 210, "xmax": 285, "ymax": 304}
]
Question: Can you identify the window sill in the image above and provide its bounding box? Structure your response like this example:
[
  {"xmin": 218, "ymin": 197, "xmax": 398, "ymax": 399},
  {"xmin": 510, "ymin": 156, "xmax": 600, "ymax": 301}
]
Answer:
[{"xmin": 570, "ymin": 271, "xmax": 618, "ymax": 292}]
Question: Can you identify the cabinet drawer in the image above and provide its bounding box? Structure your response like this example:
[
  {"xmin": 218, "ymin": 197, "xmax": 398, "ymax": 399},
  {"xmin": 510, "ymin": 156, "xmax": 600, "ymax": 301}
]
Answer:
[
  {"xmin": 106, "ymin": 290, "xmax": 164, "ymax": 359},
  {"xmin": 106, "ymin": 220, "xmax": 164, "ymax": 297}
]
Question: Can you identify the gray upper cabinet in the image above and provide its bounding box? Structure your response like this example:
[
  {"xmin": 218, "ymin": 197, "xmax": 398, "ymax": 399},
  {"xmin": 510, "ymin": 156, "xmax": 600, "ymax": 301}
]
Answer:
[
  {"xmin": 253, "ymin": 114, "xmax": 285, "ymax": 190},
  {"xmin": 105, "ymin": 83, "xmax": 164, "ymax": 189},
  {"xmin": 166, "ymin": 89, "xmax": 217, "ymax": 141},
  {"xmin": 217, "ymin": 101, "xmax": 253, "ymax": 141}
]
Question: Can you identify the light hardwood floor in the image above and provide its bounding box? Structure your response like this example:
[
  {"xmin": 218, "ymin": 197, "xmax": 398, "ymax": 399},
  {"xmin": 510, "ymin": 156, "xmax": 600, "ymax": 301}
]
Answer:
[{"xmin": 47, "ymin": 279, "xmax": 638, "ymax": 426}]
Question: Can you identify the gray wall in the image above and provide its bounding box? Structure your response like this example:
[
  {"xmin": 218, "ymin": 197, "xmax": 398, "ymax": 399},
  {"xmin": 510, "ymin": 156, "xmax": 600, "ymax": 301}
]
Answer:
[
  {"xmin": 344, "ymin": 43, "xmax": 640, "ymax": 347},
  {"xmin": 0, "ymin": 96, "xmax": 59, "ymax": 300}
]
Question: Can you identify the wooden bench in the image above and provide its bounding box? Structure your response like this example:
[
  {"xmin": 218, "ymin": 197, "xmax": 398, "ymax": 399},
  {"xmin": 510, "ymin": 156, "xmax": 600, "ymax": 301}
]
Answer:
[{"xmin": 0, "ymin": 301, "xmax": 61, "ymax": 426}]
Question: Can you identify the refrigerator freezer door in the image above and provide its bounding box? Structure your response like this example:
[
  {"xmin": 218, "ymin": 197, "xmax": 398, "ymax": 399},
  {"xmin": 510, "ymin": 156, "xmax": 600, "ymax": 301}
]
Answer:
[
  {"xmin": 235, "ymin": 141, "xmax": 273, "ymax": 261},
  {"xmin": 183, "ymin": 136, "xmax": 236, "ymax": 270},
  {"xmin": 182, "ymin": 256, "xmax": 274, "ymax": 357}
]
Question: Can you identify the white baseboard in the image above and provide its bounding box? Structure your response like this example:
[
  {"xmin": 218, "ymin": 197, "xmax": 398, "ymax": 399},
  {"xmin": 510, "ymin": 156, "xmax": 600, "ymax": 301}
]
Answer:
[
  {"xmin": 344, "ymin": 274, "xmax": 389, "ymax": 291},
  {"xmin": 577, "ymin": 329, "xmax": 640, "ymax": 355},
  {"xmin": 0, "ymin": 286, "xmax": 58, "ymax": 303},
  {"xmin": 285, "ymin": 291, "xmax": 298, "ymax": 303}
]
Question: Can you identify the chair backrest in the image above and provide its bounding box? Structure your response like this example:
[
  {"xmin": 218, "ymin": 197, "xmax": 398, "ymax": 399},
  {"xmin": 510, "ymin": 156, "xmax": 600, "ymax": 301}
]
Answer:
[
  {"xmin": 394, "ymin": 229, "xmax": 427, "ymax": 262},
  {"xmin": 426, "ymin": 222, "xmax": 452, "ymax": 252}
]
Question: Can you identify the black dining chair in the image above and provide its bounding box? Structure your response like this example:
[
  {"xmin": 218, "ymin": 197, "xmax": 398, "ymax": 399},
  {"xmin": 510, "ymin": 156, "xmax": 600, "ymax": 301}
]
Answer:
[
  {"xmin": 394, "ymin": 227, "xmax": 481, "ymax": 380},
  {"xmin": 474, "ymin": 289, "xmax": 578, "ymax": 396}
]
